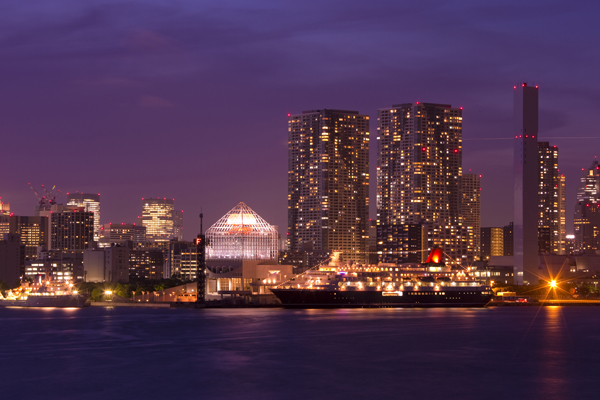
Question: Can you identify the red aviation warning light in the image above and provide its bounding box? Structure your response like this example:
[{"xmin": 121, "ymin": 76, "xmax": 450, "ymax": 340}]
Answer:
[{"xmin": 425, "ymin": 248, "xmax": 443, "ymax": 264}]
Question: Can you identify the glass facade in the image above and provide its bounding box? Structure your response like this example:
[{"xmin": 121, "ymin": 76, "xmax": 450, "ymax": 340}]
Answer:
[
  {"xmin": 206, "ymin": 202, "xmax": 278, "ymax": 261},
  {"xmin": 67, "ymin": 193, "xmax": 101, "ymax": 242},
  {"xmin": 140, "ymin": 198, "xmax": 183, "ymax": 242}
]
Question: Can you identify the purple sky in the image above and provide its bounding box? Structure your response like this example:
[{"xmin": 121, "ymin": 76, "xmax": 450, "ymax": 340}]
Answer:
[{"xmin": 2, "ymin": 0, "xmax": 600, "ymax": 240}]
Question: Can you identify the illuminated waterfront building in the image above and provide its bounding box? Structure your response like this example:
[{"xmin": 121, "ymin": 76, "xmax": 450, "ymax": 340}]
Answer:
[
  {"xmin": 206, "ymin": 202, "xmax": 278, "ymax": 262},
  {"xmin": 537, "ymin": 142, "xmax": 562, "ymax": 254},
  {"xmin": 377, "ymin": 102, "xmax": 467, "ymax": 263},
  {"xmin": 513, "ymin": 83, "xmax": 539, "ymax": 284},
  {"xmin": 67, "ymin": 193, "xmax": 101, "ymax": 242},
  {"xmin": 574, "ymin": 159, "xmax": 600, "ymax": 253},
  {"xmin": 168, "ymin": 241, "xmax": 199, "ymax": 281},
  {"xmin": 25, "ymin": 252, "xmax": 84, "ymax": 282},
  {"xmin": 129, "ymin": 248, "xmax": 164, "ymax": 280},
  {"xmin": 461, "ymin": 174, "xmax": 481, "ymax": 260},
  {"xmin": 139, "ymin": 198, "xmax": 183, "ymax": 242},
  {"xmin": 288, "ymin": 109, "xmax": 369, "ymax": 264}
]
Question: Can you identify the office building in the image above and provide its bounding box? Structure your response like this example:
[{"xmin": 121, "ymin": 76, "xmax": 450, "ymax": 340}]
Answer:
[
  {"xmin": 0, "ymin": 199, "xmax": 10, "ymax": 237},
  {"xmin": 50, "ymin": 208, "xmax": 94, "ymax": 251},
  {"xmin": 0, "ymin": 215, "xmax": 8, "ymax": 237},
  {"xmin": 83, "ymin": 246, "xmax": 130, "ymax": 283},
  {"xmin": 168, "ymin": 241, "xmax": 199, "ymax": 281},
  {"xmin": 139, "ymin": 198, "xmax": 183, "ymax": 242},
  {"xmin": 513, "ymin": 83, "xmax": 539, "ymax": 284},
  {"xmin": 0, "ymin": 198, "xmax": 9, "ymax": 214},
  {"xmin": 7, "ymin": 216, "xmax": 48, "ymax": 259},
  {"xmin": 461, "ymin": 173, "xmax": 481, "ymax": 260},
  {"xmin": 67, "ymin": 193, "xmax": 101, "ymax": 241},
  {"xmin": 481, "ymin": 227, "xmax": 504, "ymax": 261},
  {"xmin": 99, "ymin": 223, "xmax": 146, "ymax": 247},
  {"xmin": 288, "ymin": 109, "xmax": 369, "ymax": 263}
]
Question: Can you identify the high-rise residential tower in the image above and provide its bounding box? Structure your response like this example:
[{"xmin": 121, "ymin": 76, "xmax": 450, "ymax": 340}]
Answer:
[
  {"xmin": 287, "ymin": 109, "xmax": 369, "ymax": 264},
  {"xmin": 537, "ymin": 142, "xmax": 560, "ymax": 254},
  {"xmin": 377, "ymin": 103, "xmax": 462, "ymax": 226},
  {"xmin": 376, "ymin": 102, "xmax": 464, "ymax": 263},
  {"xmin": 140, "ymin": 198, "xmax": 183, "ymax": 242},
  {"xmin": 574, "ymin": 159, "xmax": 600, "ymax": 253},
  {"xmin": 513, "ymin": 83, "xmax": 539, "ymax": 285},
  {"xmin": 461, "ymin": 173, "xmax": 481, "ymax": 260},
  {"xmin": 67, "ymin": 193, "xmax": 101, "ymax": 242},
  {"xmin": 558, "ymin": 174, "xmax": 566, "ymax": 254}
]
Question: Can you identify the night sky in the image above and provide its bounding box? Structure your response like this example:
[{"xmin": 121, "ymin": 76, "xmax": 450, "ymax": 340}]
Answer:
[{"xmin": 2, "ymin": 0, "xmax": 599, "ymax": 240}]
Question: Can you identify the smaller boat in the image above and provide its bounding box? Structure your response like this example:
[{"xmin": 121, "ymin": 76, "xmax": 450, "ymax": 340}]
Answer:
[{"xmin": 0, "ymin": 279, "xmax": 90, "ymax": 308}]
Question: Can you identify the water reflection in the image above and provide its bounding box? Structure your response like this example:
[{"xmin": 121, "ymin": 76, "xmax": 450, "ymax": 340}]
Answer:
[
  {"xmin": 0, "ymin": 306, "xmax": 596, "ymax": 400},
  {"xmin": 536, "ymin": 306, "xmax": 568, "ymax": 398}
]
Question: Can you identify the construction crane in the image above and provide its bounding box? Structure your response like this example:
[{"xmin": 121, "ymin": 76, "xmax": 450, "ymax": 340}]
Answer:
[
  {"xmin": 28, "ymin": 183, "xmax": 61, "ymax": 209},
  {"xmin": 28, "ymin": 183, "xmax": 46, "ymax": 207},
  {"xmin": 41, "ymin": 184, "xmax": 60, "ymax": 205}
]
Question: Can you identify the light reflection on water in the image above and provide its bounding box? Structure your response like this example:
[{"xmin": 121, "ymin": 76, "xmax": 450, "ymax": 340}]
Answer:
[{"xmin": 0, "ymin": 306, "xmax": 597, "ymax": 400}]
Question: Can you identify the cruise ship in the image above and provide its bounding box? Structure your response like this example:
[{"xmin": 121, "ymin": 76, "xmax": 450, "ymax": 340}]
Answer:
[{"xmin": 270, "ymin": 249, "xmax": 493, "ymax": 308}]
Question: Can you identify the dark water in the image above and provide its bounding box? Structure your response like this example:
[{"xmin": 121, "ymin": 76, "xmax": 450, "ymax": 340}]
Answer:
[{"xmin": 0, "ymin": 306, "xmax": 597, "ymax": 400}]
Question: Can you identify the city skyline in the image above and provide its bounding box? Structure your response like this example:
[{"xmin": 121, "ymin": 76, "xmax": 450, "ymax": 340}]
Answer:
[{"xmin": 2, "ymin": 1, "xmax": 600, "ymax": 241}]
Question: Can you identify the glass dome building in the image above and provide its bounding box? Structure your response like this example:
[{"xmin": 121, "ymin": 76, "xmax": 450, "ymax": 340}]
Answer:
[{"xmin": 205, "ymin": 202, "xmax": 278, "ymax": 261}]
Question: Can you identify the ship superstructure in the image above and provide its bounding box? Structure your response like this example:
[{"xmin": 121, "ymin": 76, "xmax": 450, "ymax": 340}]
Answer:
[
  {"xmin": 0, "ymin": 279, "xmax": 89, "ymax": 308},
  {"xmin": 270, "ymin": 249, "xmax": 493, "ymax": 308}
]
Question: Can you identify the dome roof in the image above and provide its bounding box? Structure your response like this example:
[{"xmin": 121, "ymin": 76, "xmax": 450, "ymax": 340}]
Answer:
[
  {"xmin": 205, "ymin": 202, "xmax": 278, "ymax": 261},
  {"xmin": 207, "ymin": 202, "xmax": 277, "ymax": 234}
]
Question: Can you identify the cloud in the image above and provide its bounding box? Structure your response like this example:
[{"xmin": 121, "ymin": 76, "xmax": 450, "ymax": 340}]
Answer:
[{"xmin": 139, "ymin": 95, "xmax": 175, "ymax": 108}]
